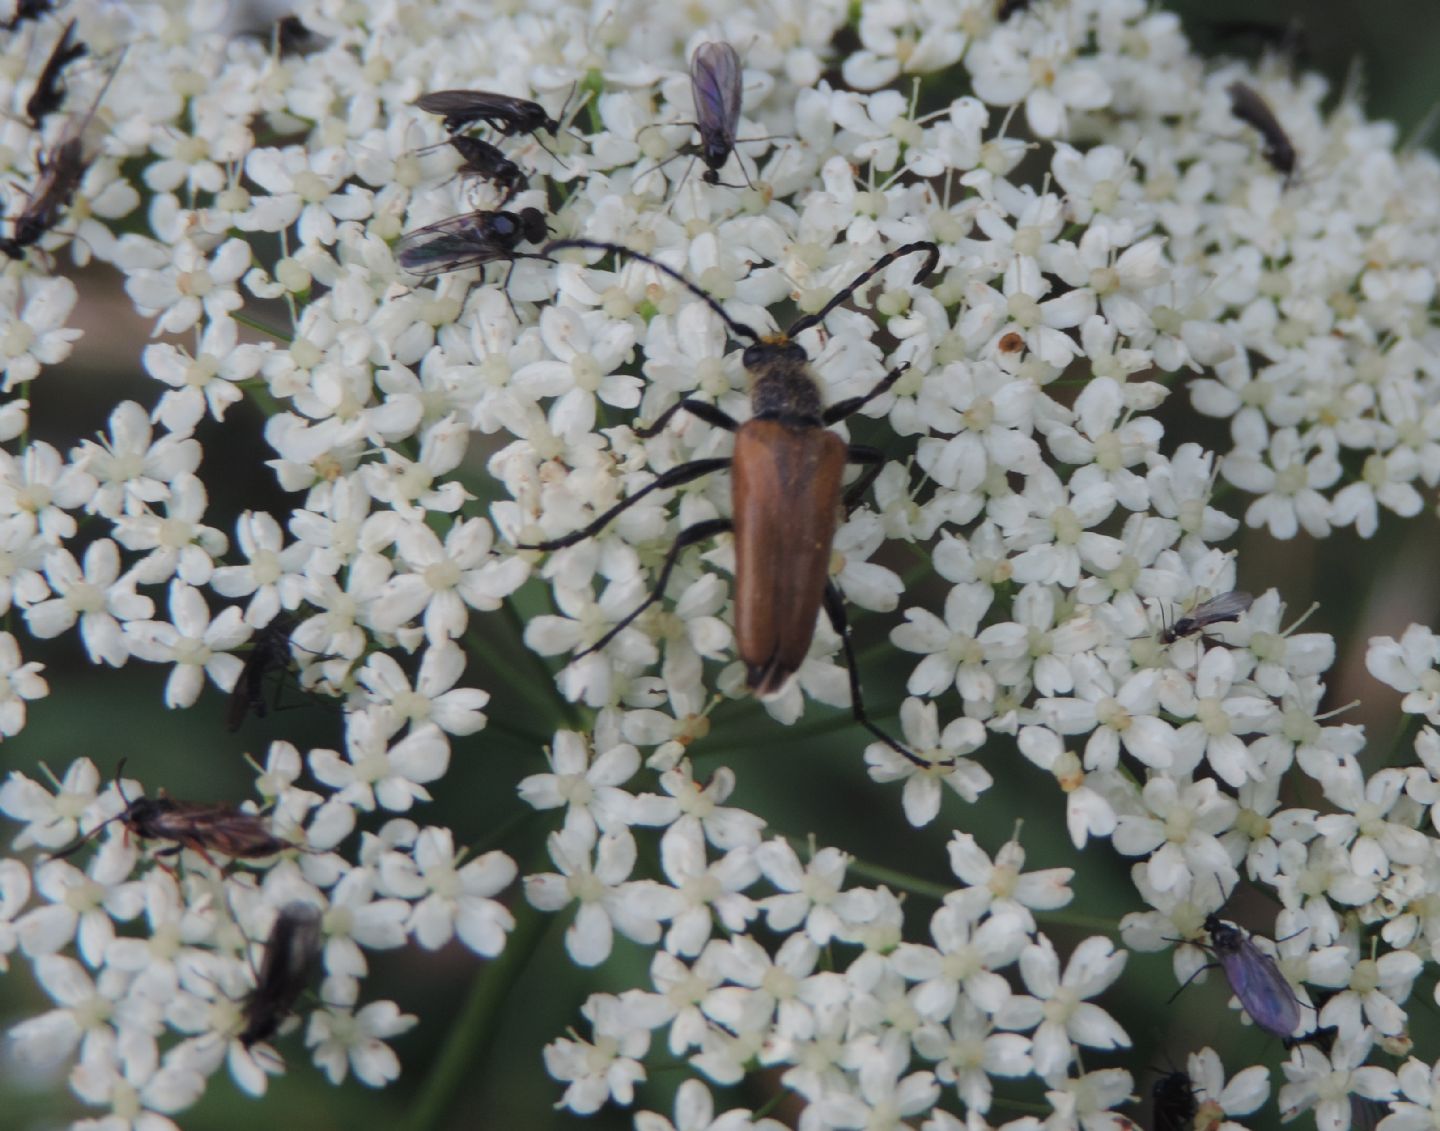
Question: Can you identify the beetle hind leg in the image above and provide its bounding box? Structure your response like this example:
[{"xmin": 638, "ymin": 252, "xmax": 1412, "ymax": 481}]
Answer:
[{"xmin": 822, "ymin": 582, "xmax": 951, "ymax": 770}]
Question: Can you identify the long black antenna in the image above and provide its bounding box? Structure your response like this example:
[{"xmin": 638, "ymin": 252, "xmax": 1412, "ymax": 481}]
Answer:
[
  {"xmin": 542, "ymin": 238, "xmax": 761, "ymax": 344},
  {"xmin": 786, "ymin": 241, "xmax": 940, "ymax": 338},
  {"xmin": 44, "ymin": 758, "xmax": 132, "ymax": 860}
]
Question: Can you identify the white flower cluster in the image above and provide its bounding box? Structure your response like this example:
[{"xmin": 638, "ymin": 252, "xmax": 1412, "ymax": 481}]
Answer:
[{"xmin": 0, "ymin": 0, "xmax": 1436, "ymax": 1128}]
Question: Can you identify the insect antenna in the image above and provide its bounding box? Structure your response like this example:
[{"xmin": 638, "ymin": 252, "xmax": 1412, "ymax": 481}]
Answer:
[
  {"xmin": 542, "ymin": 238, "xmax": 761, "ymax": 343},
  {"xmin": 42, "ymin": 758, "xmax": 135, "ymax": 860},
  {"xmin": 786, "ymin": 241, "xmax": 940, "ymax": 337}
]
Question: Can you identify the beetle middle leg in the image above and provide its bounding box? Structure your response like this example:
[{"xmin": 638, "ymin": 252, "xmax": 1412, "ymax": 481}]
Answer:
[
  {"xmin": 520, "ymin": 397, "xmax": 739, "ymax": 552},
  {"xmin": 574, "ymin": 517, "xmax": 733, "ymax": 659}
]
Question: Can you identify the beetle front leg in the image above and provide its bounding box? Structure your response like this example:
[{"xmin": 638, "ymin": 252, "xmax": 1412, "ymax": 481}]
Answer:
[
  {"xmin": 823, "ymin": 362, "xmax": 910, "ymax": 425},
  {"xmin": 634, "ymin": 397, "xmax": 740, "ymax": 437},
  {"xmin": 518, "ymin": 457, "xmax": 730, "ymax": 551},
  {"xmin": 822, "ymin": 582, "xmax": 945, "ymax": 770},
  {"xmin": 575, "ymin": 517, "xmax": 733, "ymax": 659}
]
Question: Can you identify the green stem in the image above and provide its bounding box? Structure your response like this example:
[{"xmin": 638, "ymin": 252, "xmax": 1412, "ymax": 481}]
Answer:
[
  {"xmin": 824, "ymin": 843, "xmax": 953, "ymax": 901},
  {"xmin": 401, "ymin": 898, "xmax": 550, "ymax": 1131},
  {"xmin": 232, "ymin": 308, "xmax": 293, "ymax": 343}
]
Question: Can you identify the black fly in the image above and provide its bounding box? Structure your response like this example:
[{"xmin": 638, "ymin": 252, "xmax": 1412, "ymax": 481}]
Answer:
[
  {"xmin": 1160, "ymin": 591, "xmax": 1253, "ymax": 645},
  {"xmin": 26, "ymin": 17, "xmax": 86, "ymax": 127},
  {"xmin": 1196, "ymin": 913, "xmax": 1304, "ymax": 1038},
  {"xmin": 1151, "ymin": 1070, "xmax": 1198, "ymax": 1131},
  {"xmin": 395, "ymin": 206, "xmax": 548, "ymax": 278},
  {"xmin": 440, "ymin": 135, "xmax": 527, "ymax": 204},
  {"xmin": 1227, "ymin": 82, "xmax": 1296, "ymax": 178},
  {"xmin": 414, "ymin": 89, "xmax": 560, "ymax": 140},
  {"xmin": 689, "ymin": 41, "xmax": 745, "ymax": 185},
  {"xmin": 225, "ymin": 620, "xmax": 298, "ymax": 731},
  {"xmin": 640, "ymin": 41, "xmax": 759, "ymax": 191},
  {"xmin": 238, "ymin": 903, "xmax": 323, "ymax": 1048}
]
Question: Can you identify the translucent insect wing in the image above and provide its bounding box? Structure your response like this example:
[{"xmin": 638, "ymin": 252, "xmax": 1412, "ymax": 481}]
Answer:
[
  {"xmin": 1192, "ymin": 590, "xmax": 1254, "ymax": 625},
  {"xmin": 690, "ymin": 41, "xmax": 742, "ymax": 148},
  {"xmin": 1210, "ymin": 920, "xmax": 1301, "ymax": 1037},
  {"xmin": 395, "ymin": 212, "xmax": 509, "ymax": 277}
]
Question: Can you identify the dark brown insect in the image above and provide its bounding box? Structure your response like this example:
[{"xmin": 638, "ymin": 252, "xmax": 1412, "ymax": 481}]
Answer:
[
  {"xmin": 273, "ymin": 14, "xmax": 323, "ymax": 56},
  {"xmin": 0, "ymin": 0, "xmax": 53, "ymax": 31},
  {"xmin": 1160, "ymin": 590, "xmax": 1253, "ymax": 645},
  {"xmin": 239, "ymin": 902, "xmax": 323, "ymax": 1048},
  {"xmin": 441, "ymin": 134, "xmax": 527, "ymax": 204},
  {"xmin": 414, "ymin": 89, "xmax": 560, "ymax": 140},
  {"xmin": 47, "ymin": 765, "xmax": 296, "ymax": 867},
  {"xmin": 26, "ymin": 17, "xmax": 86, "ymax": 127},
  {"xmin": 1151, "ymin": 1070, "xmax": 1198, "ymax": 1131},
  {"xmin": 1227, "ymin": 82, "xmax": 1295, "ymax": 178},
  {"xmin": 997, "ymin": 0, "xmax": 1030, "ymax": 19},
  {"xmin": 1, "ymin": 44, "xmax": 116, "ymax": 261},
  {"xmin": 226, "ymin": 620, "xmax": 298, "ymax": 731},
  {"xmin": 525, "ymin": 238, "xmax": 941, "ymax": 766},
  {"xmin": 998, "ymin": 331, "xmax": 1024, "ymax": 353}
]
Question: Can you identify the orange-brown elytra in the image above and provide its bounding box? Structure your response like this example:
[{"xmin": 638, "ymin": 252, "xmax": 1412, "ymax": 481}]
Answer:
[{"xmin": 524, "ymin": 237, "xmax": 941, "ymax": 765}]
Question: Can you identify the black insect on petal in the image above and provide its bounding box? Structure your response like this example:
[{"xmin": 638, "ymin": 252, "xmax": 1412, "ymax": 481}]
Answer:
[
  {"xmin": 1227, "ymin": 82, "xmax": 1296, "ymax": 178},
  {"xmin": 1151, "ymin": 1070, "xmax": 1198, "ymax": 1131},
  {"xmin": 239, "ymin": 903, "xmax": 323, "ymax": 1048},
  {"xmin": 1161, "ymin": 591, "xmax": 1253, "ymax": 644},
  {"xmin": 394, "ymin": 206, "xmax": 548, "ymax": 278},
  {"xmin": 414, "ymin": 89, "xmax": 559, "ymax": 139},
  {"xmin": 1202, "ymin": 913, "xmax": 1302, "ymax": 1039},
  {"xmin": 689, "ymin": 41, "xmax": 743, "ymax": 185}
]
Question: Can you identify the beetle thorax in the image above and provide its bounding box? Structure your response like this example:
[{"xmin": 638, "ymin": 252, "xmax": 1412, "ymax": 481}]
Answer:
[{"xmin": 745, "ymin": 343, "xmax": 823, "ymax": 426}]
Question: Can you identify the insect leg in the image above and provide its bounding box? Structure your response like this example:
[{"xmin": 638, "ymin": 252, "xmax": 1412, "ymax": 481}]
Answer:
[
  {"xmin": 1167, "ymin": 959, "xmax": 1219, "ymax": 1002},
  {"xmin": 519, "ymin": 457, "xmax": 730, "ymax": 551},
  {"xmin": 841, "ymin": 445, "xmax": 885, "ymax": 512},
  {"xmin": 821, "ymin": 582, "xmax": 938, "ymax": 770},
  {"xmin": 633, "ymin": 398, "xmax": 740, "ymax": 437},
  {"xmin": 823, "ymin": 363, "xmax": 910, "ymax": 425},
  {"xmin": 574, "ymin": 517, "xmax": 733, "ymax": 659}
]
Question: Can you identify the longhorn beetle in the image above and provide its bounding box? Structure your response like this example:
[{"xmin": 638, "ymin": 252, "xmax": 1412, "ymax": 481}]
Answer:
[{"xmin": 525, "ymin": 237, "xmax": 941, "ymax": 767}]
